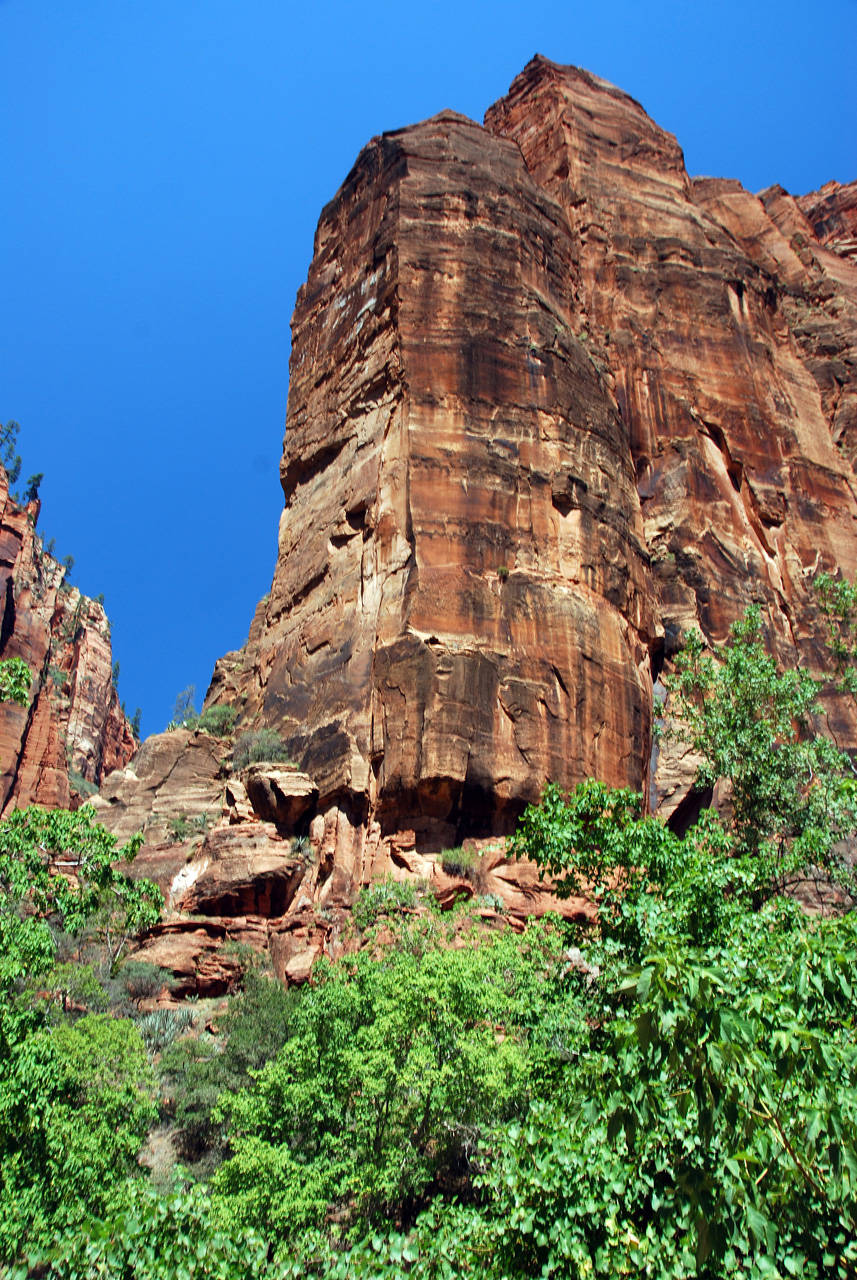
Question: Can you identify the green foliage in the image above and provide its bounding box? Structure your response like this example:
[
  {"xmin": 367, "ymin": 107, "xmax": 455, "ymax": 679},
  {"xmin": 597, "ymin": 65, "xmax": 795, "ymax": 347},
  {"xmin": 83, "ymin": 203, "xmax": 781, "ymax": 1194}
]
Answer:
[
  {"xmin": 439, "ymin": 845, "xmax": 477, "ymax": 878},
  {"xmin": 130, "ymin": 706, "xmax": 142, "ymax": 739},
  {"xmin": 0, "ymin": 1013, "xmax": 157, "ymax": 1260},
  {"xmin": 352, "ymin": 875, "xmax": 420, "ymax": 931},
  {"xmin": 23, "ymin": 472, "xmax": 42, "ymax": 504},
  {"xmin": 29, "ymin": 1180, "xmax": 273, "ymax": 1280},
  {"xmin": 0, "ymin": 658, "xmax": 31, "ymax": 708},
  {"xmin": 665, "ymin": 606, "xmax": 855, "ymax": 888},
  {"xmin": 210, "ymin": 922, "xmax": 565, "ymax": 1243},
  {"xmin": 198, "ymin": 702, "xmax": 239, "ymax": 736},
  {"xmin": 233, "ymin": 727, "xmax": 292, "ymax": 768},
  {"xmin": 0, "ymin": 805, "xmax": 162, "ymax": 987},
  {"xmin": 1, "ymin": 420, "xmax": 22, "ymax": 487}
]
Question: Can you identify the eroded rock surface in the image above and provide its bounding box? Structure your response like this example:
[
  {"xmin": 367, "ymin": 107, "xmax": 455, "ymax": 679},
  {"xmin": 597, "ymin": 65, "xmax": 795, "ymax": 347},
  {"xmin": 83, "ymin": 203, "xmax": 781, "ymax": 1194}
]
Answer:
[
  {"xmin": 104, "ymin": 57, "xmax": 857, "ymax": 987},
  {"xmin": 0, "ymin": 467, "xmax": 135, "ymax": 812}
]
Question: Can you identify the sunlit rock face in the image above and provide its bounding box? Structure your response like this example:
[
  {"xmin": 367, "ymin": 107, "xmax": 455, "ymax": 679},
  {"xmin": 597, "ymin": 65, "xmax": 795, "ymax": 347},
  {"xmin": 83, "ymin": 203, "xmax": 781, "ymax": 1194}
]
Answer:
[
  {"xmin": 226, "ymin": 107, "xmax": 656, "ymax": 850},
  {"xmin": 485, "ymin": 57, "xmax": 857, "ymax": 814},
  {"xmin": 0, "ymin": 469, "xmax": 135, "ymax": 812},
  {"xmin": 89, "ymin": 56, "xmax": 857, "ymax": 986},
  {"xmin": 214, "ymin": 58, "xmax": 857, "ymax": 845}
]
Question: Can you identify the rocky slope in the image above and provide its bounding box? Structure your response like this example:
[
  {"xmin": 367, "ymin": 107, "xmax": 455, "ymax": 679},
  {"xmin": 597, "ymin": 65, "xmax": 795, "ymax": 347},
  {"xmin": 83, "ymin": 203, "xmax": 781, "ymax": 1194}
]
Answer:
[
  {"xmin": 0, "ymin": 467, "xmax": 136, "ymax": 811},
  {"xmin": 97, "ymin": 56, "xmax": 857, "ymax": 989}
]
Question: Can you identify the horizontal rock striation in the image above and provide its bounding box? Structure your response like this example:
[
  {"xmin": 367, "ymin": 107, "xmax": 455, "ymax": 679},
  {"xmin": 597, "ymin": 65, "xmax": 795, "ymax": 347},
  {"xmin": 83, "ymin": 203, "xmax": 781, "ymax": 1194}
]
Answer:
[
  {"xmin": 0, "ymin": 467, "xmax": 135, "ymax": 812},
  {"xmin": 213, "ymin": 105, "xmax": 656, "ymax": 863},
  {"xmin": 99, "ymin": 57, "xmax": 857, "ymax": 985}
]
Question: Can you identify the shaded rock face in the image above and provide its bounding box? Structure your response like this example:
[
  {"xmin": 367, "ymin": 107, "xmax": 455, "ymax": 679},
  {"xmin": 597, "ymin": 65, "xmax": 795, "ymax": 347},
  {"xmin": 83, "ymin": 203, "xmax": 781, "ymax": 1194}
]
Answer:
[
  {"xmin": 102, "ymin": 57, "xmax": 857, "ymax": 988},
  {"xmin": 0, "ymin": 468, "xmax": 135, "ymax": 812},
  {"xmin": 209, "ymin": 56, "xmax": 857, "ymax": 841},
  {"xmin": 214, "ymin": 105, "xmax": 656, "ymax": 853}
]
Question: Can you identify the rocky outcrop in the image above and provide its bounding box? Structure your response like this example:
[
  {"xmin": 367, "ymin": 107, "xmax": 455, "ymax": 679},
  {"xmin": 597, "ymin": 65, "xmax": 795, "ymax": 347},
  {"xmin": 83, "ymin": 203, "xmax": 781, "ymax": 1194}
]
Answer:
[
  {"xmin": 797, "ymin": 180, "xmax": 857, "ymax": 263},
  {"xmin": 101, "ymin": 57, "xmax": 857, "ymax": 987},
  {"xmin": 209, "ymin": 102, "xmax": 657, "ymax": 862},
  {"xmin": 0, "ymin": 467, "xmax": 135, "ymax": 812}
]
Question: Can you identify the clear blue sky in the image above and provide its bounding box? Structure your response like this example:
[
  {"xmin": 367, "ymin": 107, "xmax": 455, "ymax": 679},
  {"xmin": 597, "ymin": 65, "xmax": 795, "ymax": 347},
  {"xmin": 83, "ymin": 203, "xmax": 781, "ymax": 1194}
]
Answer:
[{"xmin": 3, "ymin": 0, "xmax": 856, "ymax": 737}]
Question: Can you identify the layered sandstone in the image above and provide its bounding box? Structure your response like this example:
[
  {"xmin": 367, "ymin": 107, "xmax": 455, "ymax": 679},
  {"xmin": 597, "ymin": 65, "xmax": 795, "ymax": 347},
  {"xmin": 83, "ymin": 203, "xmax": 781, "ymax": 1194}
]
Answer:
[
  {"xmin": 209, "ymin": 106, "xmax": 656, "ymax": 864},
  {"xmin": 98, "ymin": 57, "xmax": 857, "ymax": 986},
  {"xmin": 0, "ymin": 467, "xmax": 135, "ymax": 811}
]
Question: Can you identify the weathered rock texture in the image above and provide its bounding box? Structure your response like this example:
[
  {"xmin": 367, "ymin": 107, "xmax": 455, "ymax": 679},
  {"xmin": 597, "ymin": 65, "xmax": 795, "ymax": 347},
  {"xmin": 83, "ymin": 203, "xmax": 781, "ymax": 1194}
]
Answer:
[
  {"xmin": 0, "ymin": 467, "xmax": 135, "ymax": 812},
  {"xmin": 101, "ymin": 57, "xmax": 857, "ymax": 986},
  {"xmin": 206, "ymin": 56, "xmax": 857, "ymax": 837}
]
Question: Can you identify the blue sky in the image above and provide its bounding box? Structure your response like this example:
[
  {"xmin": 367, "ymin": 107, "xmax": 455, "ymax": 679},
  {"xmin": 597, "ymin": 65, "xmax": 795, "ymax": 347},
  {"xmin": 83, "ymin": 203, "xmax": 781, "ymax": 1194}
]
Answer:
[{"xmin": 3, "ymin": 0, "xmax": 856, "ymax": 737}]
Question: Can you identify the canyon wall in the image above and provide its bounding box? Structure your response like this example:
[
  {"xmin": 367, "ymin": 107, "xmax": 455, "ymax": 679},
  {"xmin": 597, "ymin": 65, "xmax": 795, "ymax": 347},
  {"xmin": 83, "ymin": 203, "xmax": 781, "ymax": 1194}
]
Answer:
[
  {"xmin": 95, "ymin": 57, "xmax": 857, "ymax": 987},
  {"xmin": 208, "ymin": 57, "xmax": 857, "ymax": 835},
  {"xmin": 0, "ymin": 467, "xmax": 136, "ymax": 811}
]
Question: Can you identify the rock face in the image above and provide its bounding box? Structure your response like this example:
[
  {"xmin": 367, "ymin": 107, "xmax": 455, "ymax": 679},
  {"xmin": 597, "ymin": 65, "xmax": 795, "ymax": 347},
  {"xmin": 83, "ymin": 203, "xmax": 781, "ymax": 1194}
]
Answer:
[
  {"xmin": 0, "ymin": 467, "xmax": 135, "ymax": 812},
  {"xmin": 206, "ymin": 56, "xmax": 857, "ymax": 840},
  {"xmin": 98, "ymin": 57, "xmax": 857, "ymax": 986}
]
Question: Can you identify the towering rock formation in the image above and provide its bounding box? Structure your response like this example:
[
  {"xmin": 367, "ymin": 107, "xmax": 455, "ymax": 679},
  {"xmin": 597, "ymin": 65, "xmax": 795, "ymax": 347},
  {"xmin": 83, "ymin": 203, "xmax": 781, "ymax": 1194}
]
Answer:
[
  {"xmin": 205, "ymin": 57, "xmax": 857, "ymax": 843},
  {"xmin": 97, "ymin": 57, "xmax": 857, "ymax": 985},
  {"xmin": 0, "ymin": 467, "xmax": 136, "ymax": 811},
  {"xmin": 211, "ymin": 108, "xmax": 655, "ymax": 856}
]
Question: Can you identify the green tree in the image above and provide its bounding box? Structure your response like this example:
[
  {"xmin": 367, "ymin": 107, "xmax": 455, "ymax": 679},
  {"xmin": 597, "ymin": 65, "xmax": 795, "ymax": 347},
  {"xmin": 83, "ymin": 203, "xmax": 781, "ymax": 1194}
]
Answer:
[
  {"xmin": 0, "ymin": 420, "xmax": 22, "ymax": 486},
  {"xmin": 665, "ymin": 605, "xmax": 856, "ymax": 893},
  {"xmin": 0, "ymin": 657, "xmax": 31, "ymax": 708}
]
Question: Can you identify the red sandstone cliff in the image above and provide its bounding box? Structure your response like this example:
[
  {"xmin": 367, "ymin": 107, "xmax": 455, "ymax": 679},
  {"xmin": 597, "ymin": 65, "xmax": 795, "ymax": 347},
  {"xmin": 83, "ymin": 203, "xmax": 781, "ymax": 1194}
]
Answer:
[
  {"xmin": 0, "ymin": 465, "xmax": 136, "ymax": 811},
  {"xmin": 94, "ymin": 57, "xmax": 857, "ymax": 988}
]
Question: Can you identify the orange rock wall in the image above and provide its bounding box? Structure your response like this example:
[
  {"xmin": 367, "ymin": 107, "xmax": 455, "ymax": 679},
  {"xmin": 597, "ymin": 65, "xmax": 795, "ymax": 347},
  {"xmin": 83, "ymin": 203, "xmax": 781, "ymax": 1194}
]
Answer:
[
  {"xmin": 0, "ymin": 467, "xmax": 135, "ymax": 812},
  {"xmin": 207, "ymin": 58, "xmax": 857, "ymax": 846}
]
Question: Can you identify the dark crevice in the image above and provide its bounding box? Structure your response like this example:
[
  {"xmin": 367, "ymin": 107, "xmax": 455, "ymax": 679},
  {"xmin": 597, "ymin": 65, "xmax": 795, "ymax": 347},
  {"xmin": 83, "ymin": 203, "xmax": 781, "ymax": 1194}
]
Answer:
[
  {"xmin": 667, "ymin": 785, "xmax": 714, "ymax": 839},
  {"xmin": 0, "ymin": 577, "xmax": 15, "ymax": 656}
]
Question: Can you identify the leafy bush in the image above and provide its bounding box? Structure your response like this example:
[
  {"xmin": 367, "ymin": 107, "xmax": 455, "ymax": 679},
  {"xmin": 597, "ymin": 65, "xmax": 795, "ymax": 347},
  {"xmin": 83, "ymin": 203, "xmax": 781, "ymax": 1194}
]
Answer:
[
  {"xmin": 233, "ymin": 727, "xmax": 292, "ymax": 769},
  {"xmin": 198, "ymin": 703, "xmax": 238, "ymax": 737},
  {"xmin": 0, "ymin": 656, "xmax": 31, "ymax": 707},
  {"xmin": 210, "ymin": 922, "xmax": 562, "ymax": 1243},
  {"xmin": 0, "ymin": 1013, "xmax": 157, "ymax": 1260}
]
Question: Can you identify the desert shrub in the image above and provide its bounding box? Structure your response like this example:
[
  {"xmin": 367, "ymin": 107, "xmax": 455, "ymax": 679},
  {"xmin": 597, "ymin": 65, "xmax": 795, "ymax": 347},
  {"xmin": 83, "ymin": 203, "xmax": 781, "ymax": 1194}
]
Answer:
[
  {"xmin": 290, "ymin": 834, "xmax": 313, "ymax": 860},
  {"xmin": 352, "ymin": 875, "xmax": 419, "ymax": 931},
  {"xmin": 159, "ymin": 970, "xmax": 301, "ymax": 1167},
  {"xmin": 476, "ymin": 891, "xmax": 505, "ymax": 913},
  {"xmin": 166, "ymin": 685, "xmax": 198, "ymax": 731},
  {"xmin": 439, "ymin": 845, "xmax": 477, "ymax": 878},
  {"xmin": 233, "ymin": 727, "xmax": 292, "ymax": 769},
  {"xmin": 120, "ymin": 960, "xmax": 175, "ymax": 1009},
  {"xmin": 168, "ymin": 812, "xmax": 210, "ymax": 843},
  {"xmin": 69, "ymin": 767, "xmax": 98, "ymax": 797},
  {"xmin": 198, "ymin": 703, "xmax": 238, "ymax": 737},
  {"xmin": 136, "ymin": 1006, "xmax": 195, "ymax": 1055}
]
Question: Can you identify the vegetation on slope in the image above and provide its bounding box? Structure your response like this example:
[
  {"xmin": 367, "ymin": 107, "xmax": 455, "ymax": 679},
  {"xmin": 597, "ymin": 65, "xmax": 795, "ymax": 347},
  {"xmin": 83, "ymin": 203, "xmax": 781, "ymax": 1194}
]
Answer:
[{"xmin": 1, "ymin": 589, "xmax": 857, "ymax": 1278}]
